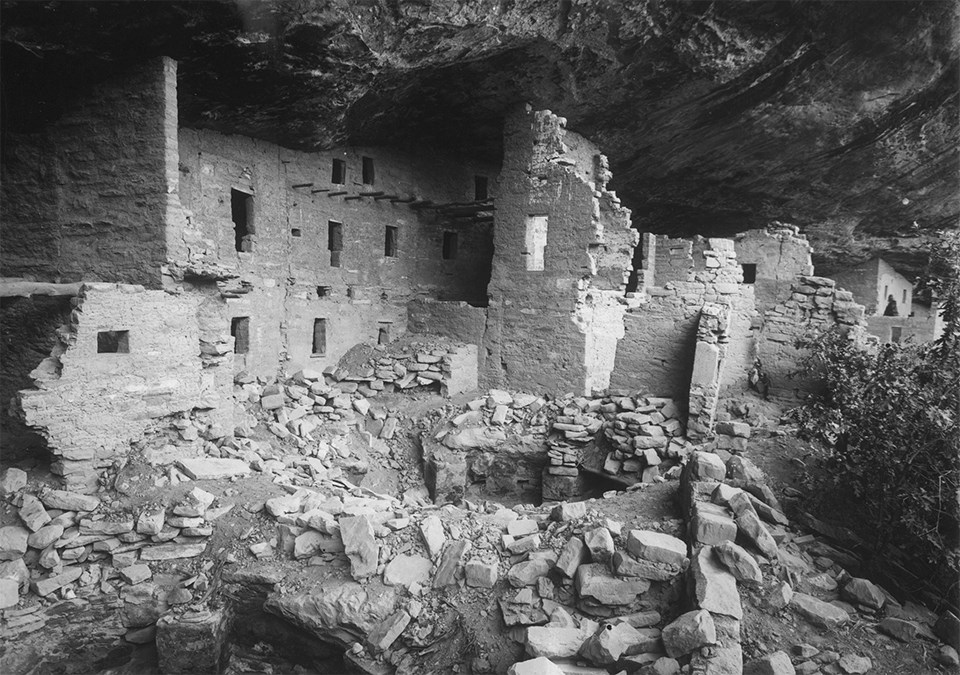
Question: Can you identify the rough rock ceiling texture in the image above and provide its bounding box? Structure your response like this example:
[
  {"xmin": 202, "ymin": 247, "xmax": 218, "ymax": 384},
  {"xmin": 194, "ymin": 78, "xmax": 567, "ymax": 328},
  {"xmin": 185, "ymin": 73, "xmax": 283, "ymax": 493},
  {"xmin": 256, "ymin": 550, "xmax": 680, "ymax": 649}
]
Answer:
[{"xmin": 2, "ymin": 0, "xmax": 957, "ymax": 275}]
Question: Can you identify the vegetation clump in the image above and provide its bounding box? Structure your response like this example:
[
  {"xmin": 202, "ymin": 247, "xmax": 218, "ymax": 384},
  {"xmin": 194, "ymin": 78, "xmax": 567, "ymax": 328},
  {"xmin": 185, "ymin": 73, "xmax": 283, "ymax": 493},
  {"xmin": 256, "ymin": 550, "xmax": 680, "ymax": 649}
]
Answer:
[{"xmin": 794, "ymin": 230, "xmax": 960, "ymax": 605}]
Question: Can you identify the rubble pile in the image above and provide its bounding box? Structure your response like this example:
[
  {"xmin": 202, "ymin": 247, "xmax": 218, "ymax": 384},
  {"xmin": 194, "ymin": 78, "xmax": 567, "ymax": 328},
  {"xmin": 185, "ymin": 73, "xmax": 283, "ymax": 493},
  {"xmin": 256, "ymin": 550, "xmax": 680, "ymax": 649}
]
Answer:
[
  {"xmin": 253, "ymin": 467, "xmax": 694, "ymax": 671},
  {"xmin": 594, "ymin": 394, "xmax": 689, "ymax": 483},
  {"xmin": 0, "ymin": 471, "xmax": 224, "ymax": 646}
]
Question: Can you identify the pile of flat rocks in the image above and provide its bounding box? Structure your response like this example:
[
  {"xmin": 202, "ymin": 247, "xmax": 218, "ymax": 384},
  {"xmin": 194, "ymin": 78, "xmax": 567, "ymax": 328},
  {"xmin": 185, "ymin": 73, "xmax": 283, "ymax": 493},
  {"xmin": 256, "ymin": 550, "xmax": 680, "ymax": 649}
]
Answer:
[
  {"xmin": 0, "ymin": 470, "xmax": 223, "ymax": 637},
  {"xmin": 596, "ymin": 394, "xmax": 690, "ymax": 482}
]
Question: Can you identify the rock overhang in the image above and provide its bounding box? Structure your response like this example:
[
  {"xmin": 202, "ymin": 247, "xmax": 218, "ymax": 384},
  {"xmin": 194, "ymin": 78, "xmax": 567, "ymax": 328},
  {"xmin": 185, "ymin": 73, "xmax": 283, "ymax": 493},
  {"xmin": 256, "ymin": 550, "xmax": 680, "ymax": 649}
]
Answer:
[{"xmin": 1, "ymin": 0, "xmax": 957, "ymax": 275}]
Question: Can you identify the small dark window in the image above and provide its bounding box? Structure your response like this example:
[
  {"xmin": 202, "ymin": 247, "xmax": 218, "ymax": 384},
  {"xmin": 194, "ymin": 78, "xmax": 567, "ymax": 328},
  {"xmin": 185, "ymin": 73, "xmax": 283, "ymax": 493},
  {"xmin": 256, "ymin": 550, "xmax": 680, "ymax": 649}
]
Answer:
[
  {"xmin": 97, "ymin": 330, "xmax": 129, "ymax": 353},
  {"xmin": 312, "ymin": 319, "xmax": 327, "ymax": 355},
  {"xmin": 231, "ymin": 317, "xmax": 250, "ymax": 354},
  {"xmin": 442, "ymin": 231, "xmax": 458, "ymax": 260},
  {"xmin": 291, "ymin": 228, "xmax": 302, "ymax": 237},
  {"xmin": 902, "ymin": 289, "xmax": 907, "ymax": 304},
  {"xmin": 331, "ymin": 158, "xmax": 346, "ymax": 185},
  {"xmin": 741, "ymin": 263, "xmax": 757, "ymax": 284},
  {"xmin": 317, "ymin": 286, "xmax": 331, "ymax": 298},
  {"xmin": 891, "ymin": 326, "xmax": 903, "ymax": 343},
  {"xmin": 328, "ymin": 220, "xmax": 343, "ymax": 267},
  {"xmin": 385, "ymin": 226, "xmax": 398, "ymax": 257},
  {"xmin": 231, "ymin": 189, "xmax": 254, "ymax": 253},
  {"xmin": 362, "ymin": 156, "xmax": 375, "ymax": 185},
  {"xmin": 474, "ymin": 175, "xmax": 488, "ymax": 201},
  {"xmin": 378, "ymin": 324, "xmax": 391, "ymax": 345}
]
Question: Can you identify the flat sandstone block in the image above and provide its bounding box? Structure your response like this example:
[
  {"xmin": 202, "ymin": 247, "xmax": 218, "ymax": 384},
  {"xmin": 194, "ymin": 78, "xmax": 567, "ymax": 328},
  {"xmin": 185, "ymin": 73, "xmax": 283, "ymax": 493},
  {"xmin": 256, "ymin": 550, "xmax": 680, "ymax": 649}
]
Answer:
[{"xmin": 176, "ymin": 458, "xmax": 251, "ymax": 480}]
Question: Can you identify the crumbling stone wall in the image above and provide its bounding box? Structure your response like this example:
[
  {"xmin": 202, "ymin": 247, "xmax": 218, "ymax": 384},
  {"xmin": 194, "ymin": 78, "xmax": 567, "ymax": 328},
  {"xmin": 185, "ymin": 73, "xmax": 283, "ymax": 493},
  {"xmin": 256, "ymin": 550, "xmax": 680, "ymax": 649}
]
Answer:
[
  {"xmin": 733, "ymin": 226, "xmax": 814, "ymax": 311},
  {"xmin": 485, "ymin": 106, "xmax": 636, "ymax": 395},
  {"xmin": 687, "ymin": 304, "xmax": 731, "ymax": 440},
  {"xmin": 757, "ymin": 276, "xmax": 866, "ymax": 402},
  {"xmin": 865, "ymin": 314, "xmax": 941, "ymax": 344},
  {"xmin": 0, "ymin": 57, "xmax": 176, "ymax": 287},
  {"xmin": 17, "ymin": 284, "xmax": 212, "ymax": 492},
  {"xmin": 611, "ymin": 237, "xmax": 756, "ymax": 400}
]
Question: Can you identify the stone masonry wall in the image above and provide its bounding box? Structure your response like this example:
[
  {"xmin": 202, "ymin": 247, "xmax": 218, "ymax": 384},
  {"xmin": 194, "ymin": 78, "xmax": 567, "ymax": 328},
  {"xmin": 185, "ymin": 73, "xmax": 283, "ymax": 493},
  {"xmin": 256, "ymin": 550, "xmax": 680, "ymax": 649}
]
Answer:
[
  {"xmin": 484, "ymin": 106, "xmax": 636, "ymax": 396},
  {"xmin": 174, "ymin": 129, "xmax": 497, "ymax": 378},
  {"xmin": 733, "ymin": 226, "xmax": 814, "ymax": 312},
  {"xmin": 611, "ymin": 237, "xmax": 756, "ymax": 400},
  {"xmin": 757, "ymin": 276, "xmax": 866, "ymax": 402},
  {"xmin": 17, "ymin": 284, "xmax": 211, "ymax": 492},
  {"xmin": 0, "ymin": 58, "xmax": 175, "ymax": 287}
]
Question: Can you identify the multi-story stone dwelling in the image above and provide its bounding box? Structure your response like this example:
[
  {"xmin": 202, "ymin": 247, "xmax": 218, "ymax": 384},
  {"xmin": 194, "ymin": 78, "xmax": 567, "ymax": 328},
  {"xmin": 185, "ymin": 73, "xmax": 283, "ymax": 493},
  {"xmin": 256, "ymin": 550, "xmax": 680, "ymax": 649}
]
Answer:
[{"xmin": 1, "ymin": 57, "xmax": 865, "ymax": 493}]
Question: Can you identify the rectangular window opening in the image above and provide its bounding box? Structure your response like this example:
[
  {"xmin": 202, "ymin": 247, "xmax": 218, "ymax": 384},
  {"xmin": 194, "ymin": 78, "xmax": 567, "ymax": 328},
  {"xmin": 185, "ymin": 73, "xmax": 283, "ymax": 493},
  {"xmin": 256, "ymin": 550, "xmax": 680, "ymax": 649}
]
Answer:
[
  {"xmin": 291, "ymin": 228, "xmax": 302, "ymax": 238},
  {"xmin": 378, "ymin": 323, "xmax": 392, "ymax": 345},
  {"xmin": 328, "ymin": 220, "xmax": 343, "ymax": 268},
  {"xmin": 317, "ymin": 286, "xmax": 331, "ymax": 298},
  {"xmin": 312, "ymin": 319, "xmax": 327, "ymax": 356},
  {"xmin": 474, "ymin": 175, "xmax": 488, "ymax": 201},
  {"xmin": 902, "ymin": 289, "xmax": 908, "ymax": 304},
  {"xmin": 891, "ymin": 326, "xmax": 903, "ymax": 343},
  {"xmin": 231, "ymin": 188, "xmax": 254, "ymax": 253},
  {"xmin": 523, "ymin": 215, "xmax": 548, "ymax": 271},
  {"xmin": 741, "ymin": 263, "xmax": 757, "ymax": 284},
  {"xmin": 231, "ymin": 317, "xmax": 250, "ymax": 354},
  {"xmin": 362, "ymin": 156, "xmax": 375, "ymax": 185},
  {"xmin": 384, "ymin": 226, "xmax": 398, "ymax": 257},
  {"xmin": 331, "ymin": 158, "xmax": 346, "ymax": 185},
  {"xmin": 97, "ymin": 330, "xmax": 129, "ymax": 354},
  {"xmin": 442, "ymin": 231, "xmax": 458, "ymax": 260}
]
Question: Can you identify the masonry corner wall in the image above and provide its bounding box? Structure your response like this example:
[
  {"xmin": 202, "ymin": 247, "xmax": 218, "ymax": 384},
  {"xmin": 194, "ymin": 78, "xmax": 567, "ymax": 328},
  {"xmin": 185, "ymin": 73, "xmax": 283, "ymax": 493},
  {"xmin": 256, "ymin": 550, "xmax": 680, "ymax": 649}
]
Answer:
[
  {"xmin": 0, "ymin": 57, "xmax": 176, "ymax": 287},
  {"xmin": 17, "ymin": 283, "xmax": 214, "ymax": 492}
]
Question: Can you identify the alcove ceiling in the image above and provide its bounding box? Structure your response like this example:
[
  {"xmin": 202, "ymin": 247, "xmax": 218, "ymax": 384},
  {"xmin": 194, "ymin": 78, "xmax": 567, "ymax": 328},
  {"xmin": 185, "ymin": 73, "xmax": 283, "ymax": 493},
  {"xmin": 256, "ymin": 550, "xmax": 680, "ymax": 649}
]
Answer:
[{"xmin": 2, "ymin": 0, "xmax": 957, "ymax": 276}]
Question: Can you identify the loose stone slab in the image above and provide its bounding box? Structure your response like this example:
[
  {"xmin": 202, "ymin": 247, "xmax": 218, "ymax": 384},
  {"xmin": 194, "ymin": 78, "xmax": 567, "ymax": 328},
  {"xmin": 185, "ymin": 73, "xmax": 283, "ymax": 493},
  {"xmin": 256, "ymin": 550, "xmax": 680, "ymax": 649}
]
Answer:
[
  {"xmin": 611, "ymin": 551, "xmax": 680, "ymax": 581},
  {"xmin": 140, "ymin": 543, "xmax": 207, "ymax": 561},
  {"xmin": 744, "ymin": 651, "xmax": 795, "ymax": 675},
  {"xmin": 790, "ymin": 592, "xmax": 850, "ymax": 629},
  {"xmin": 434, "ymin": 540, "xmax": 471, "ymax": 588},
  {"xmin": 40, "ymin": 490, "xmax": 100, "ymax": 512},
  {"xmin": 555, "ymin": 537, "xmax": 588, "ymax": 578},
  {"xmin": 691, "ymin": 547, "xmax": 742, "ymax": 619},
  {"xmin": 526, "ymin": 626, "xmax": 586, "ymax": 659},
  {"xmin": 419, "ymin": 515, "xmax": 446, "ymax": 559},
  {"xmin": 368, "ymin": 610, "xmax": 411, "ymax": 651},
  {"xmin": 176, "ymin": 458, "xmax": 251, "ymax": 480},
  {"xmin": 340, "ymin": 515, "xmax": 378, "ymax": 580},
  {"xmin": 32, "ymin": 566, "xmax": 83, "ymax": 596},
  {"xmin": 19, "ymin": 494, "xmax": 51, "ymax": 532},
  {"xmin": 385, "ymin": 554, "xmax": 433, "ymax": 589},
  {"xmin": 0, "ymin": 525, "xmax": 29, "ymax": 560},
  {"xmin": 627, "ymin": 530, "xmax": 687, "ymax": 567},
  {"xmin": 713, "ymin": 541, "xmax": 762, "ymax": 584},
  {"xmin": 576, "ymin": 563, "xmax": 649, "ymax": 606},
  {"xmin": 662, "ymin": 609, "xmax": 717, "ymax": 658},
  {"xmin": 465, "ymin": 560, "xmax": 498, "ymax": 588}
]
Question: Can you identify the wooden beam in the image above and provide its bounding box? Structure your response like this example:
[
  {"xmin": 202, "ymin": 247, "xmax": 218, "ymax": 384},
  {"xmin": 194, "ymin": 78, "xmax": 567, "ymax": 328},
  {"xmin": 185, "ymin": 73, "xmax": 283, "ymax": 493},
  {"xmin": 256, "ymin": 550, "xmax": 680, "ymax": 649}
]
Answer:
[
  {"xmin": 291, "ymin": 182, "xmax": 314, "ymax": 189},
  {"xmin": 327, "ymin": 191, "xmax": 348, "ymax": 197},
  {"xmin": 0, "ymin": 279, "xmax": 83, "ymax": 298}
]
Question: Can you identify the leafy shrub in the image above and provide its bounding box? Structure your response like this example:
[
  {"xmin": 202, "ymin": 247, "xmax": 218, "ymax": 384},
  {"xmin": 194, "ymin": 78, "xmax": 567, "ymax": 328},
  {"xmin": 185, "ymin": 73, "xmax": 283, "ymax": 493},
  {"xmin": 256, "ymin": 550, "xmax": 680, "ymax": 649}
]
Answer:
[{"xmin": 794, "ymin": 230, "xmax": 960, "ymax": 598}]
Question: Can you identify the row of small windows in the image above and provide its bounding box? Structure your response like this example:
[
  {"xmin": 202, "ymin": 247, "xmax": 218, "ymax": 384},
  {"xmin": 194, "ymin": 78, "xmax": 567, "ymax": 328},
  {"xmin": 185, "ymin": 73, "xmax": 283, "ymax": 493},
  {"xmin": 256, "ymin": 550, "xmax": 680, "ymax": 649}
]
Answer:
[
  {"xmin": 231, "ymin": 316, "xmax": 391, "ymax": 357},
  {"xmin": 331, "ymin": 157, "xmax": 375, "ymax": 186}
]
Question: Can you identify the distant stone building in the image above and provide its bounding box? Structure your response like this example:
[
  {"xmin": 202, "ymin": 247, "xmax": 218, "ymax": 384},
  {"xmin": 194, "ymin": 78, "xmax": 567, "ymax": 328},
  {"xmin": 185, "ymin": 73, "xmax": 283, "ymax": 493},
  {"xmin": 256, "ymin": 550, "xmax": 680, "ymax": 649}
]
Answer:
[{"xmin": 831, "ymin": 257, "xmax": 942, "ymax": 344}]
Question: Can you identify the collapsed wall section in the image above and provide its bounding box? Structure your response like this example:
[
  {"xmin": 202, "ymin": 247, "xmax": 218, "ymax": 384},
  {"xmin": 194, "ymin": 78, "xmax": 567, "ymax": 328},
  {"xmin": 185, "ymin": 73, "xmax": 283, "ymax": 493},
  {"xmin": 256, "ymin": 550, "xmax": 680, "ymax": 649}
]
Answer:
[
  {"xmin": 0, "ymin": 57, "xmax": 177, "ymax": 287},
  {"xmin": 485, "ymin": 106, "xmax": 636, "ymax": 395},
  {"xmin": 611, "ymin": 237, "xmax": 756, "ymax": 400},
  {"xmin": 17, "ymin": 284, "xmax": 216, "ymax": 492}
]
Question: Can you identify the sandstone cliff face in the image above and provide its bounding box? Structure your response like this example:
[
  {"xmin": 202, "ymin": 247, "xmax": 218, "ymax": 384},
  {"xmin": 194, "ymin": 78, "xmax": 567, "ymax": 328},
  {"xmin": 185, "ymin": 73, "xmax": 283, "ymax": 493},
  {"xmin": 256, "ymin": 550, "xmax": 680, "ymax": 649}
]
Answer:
[{"xmin": 2, "ymin": 0, "xmax": 957, "ymax": 273}]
